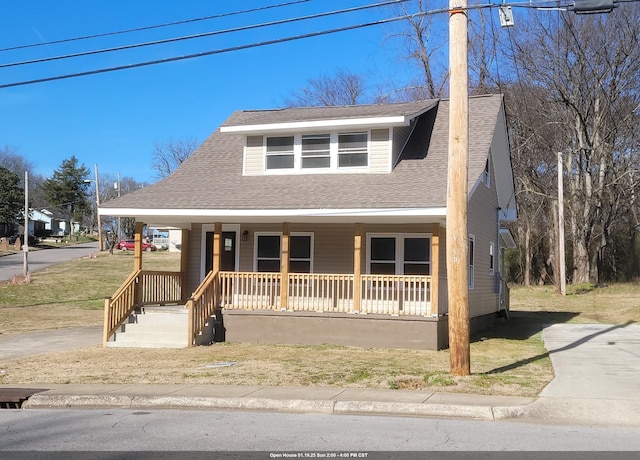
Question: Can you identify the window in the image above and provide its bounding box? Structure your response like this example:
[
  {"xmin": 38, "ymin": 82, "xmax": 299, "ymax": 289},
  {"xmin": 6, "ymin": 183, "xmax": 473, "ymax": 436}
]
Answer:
[
  {"xmin": 469, "ymin": 234, "xmax": 475, "ymax": 289},
  {"xmin": 338, "ymin": 132, "xmax": 368, "ymax": 167},
  {"xmin": 489, "ymin": 242, "xmax": 495, "ymax": 275},
  {"xmin": 255, "ymin": 233, "xmax": 313, "ymax": 273},
  {"xmin": 302, "ymin": 134, "xmax": 331, "ymax": 169},
  {"xmin": 263, "ymin": 131, "xmax": 370, "ymax": 173},
  {"xmin": 266, "ymin": 136, "xmax": 294, "ymax": 170},
  {"xmin": 368, "ymin": 234, "xmax": 431, "ymax": 275},
  {"xmin": 256, "ymin": 234, "xmax": 281, "ymax": 272}
]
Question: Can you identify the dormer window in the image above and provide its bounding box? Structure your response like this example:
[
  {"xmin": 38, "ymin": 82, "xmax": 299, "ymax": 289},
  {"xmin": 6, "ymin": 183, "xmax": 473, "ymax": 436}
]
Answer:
[
  {"xmin": 264, "ymin": 131, "xmax": 370, "ymax": 173},
  {"xmin": 302, "ymin": 134, "xmax": 331, "ymax": 169},
  {"xmin": 338, "ymin": 132, "xmax": 368, "ymax": 167},
  {"xmin": 266, "ymin": 136, "xmax": 294, "ymax": 169}
]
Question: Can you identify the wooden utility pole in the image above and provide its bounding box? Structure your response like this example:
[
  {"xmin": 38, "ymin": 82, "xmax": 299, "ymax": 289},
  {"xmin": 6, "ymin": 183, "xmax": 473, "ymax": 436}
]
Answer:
[
  {"xmin": 557, "ymin": 152, "xmax": 566, "ymax": 296},
  {"xmin": 94, "ymin": 164, "xmax": 103, "ymax": 251},
  {"xmin": 23, "ymin": 171, "xmax": 29, "ymax": 277},
  {"xmin": 447, "ymin": 0, "xmax": 470, "ymax": 375}
]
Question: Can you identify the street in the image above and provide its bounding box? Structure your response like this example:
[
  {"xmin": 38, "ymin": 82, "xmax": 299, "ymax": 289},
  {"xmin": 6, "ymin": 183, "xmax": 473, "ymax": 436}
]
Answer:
[
  {"xmin": 0, "ymin": 241, "xmax": 99, "ymax": 281},
  {"xmin": 1, "ymin": 409, "xmax": 639, "ymax": 452}
]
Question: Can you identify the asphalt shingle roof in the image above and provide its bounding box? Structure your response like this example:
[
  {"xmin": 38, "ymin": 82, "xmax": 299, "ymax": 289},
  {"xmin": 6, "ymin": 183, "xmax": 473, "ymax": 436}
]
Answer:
[{"xmin": 101, "ymin": 95, "xmax": 503, "ymax": 213}]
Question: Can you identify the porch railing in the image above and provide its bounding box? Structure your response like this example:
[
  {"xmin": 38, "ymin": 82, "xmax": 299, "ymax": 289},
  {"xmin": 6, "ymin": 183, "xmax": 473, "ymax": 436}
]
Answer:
[
  {"xmin": 186, "ymin": 270, "xmax": 219, "ymax": 346},
  {"xmin": 216, "ymin": 271, "xmax": 432, "ymax": 316},
  {"xmin": 103, "ymin": 270, "xmax": 184, "ymax": 346}
]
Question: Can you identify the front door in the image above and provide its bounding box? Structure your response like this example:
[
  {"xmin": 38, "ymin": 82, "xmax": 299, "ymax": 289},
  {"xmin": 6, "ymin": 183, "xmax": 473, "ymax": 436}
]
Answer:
[{"xmin": 206, "ymin": 231, "xmax": 237, "ymax": 273}]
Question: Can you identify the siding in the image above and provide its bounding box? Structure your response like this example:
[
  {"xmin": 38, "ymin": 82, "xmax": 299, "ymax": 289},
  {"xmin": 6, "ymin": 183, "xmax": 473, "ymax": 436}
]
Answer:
[
  {"xmin": 467, "ymin": 154, "xmax": 500, "ymax": 318},
  {"xmin": 244, "ymin": 135, "xmax": 264, "ymax": 176},
  {"xmin": 186, "ymin": 223, "xmax": 203, "ymax": 295},
  {"xmin": 369, "ymin": 128, "xmax": 391, "ymax": 173}
]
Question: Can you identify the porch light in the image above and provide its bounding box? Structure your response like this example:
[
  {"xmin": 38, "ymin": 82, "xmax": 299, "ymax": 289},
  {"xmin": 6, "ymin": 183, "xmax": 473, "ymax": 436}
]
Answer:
[{"xmin": 242, "ymin": 230, "xmax": 249, "ymax": 241}]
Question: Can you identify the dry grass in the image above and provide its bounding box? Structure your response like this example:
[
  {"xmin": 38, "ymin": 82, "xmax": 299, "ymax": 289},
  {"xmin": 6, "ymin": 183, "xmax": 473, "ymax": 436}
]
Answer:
[{"xmin": 1, "ymin": 250, "xmax": 638, "ymax": 396}]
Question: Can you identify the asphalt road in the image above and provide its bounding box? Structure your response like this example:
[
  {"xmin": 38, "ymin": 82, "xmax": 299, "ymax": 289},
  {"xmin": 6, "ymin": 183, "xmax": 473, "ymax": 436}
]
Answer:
[{"xmin": 0, "ymin": 241, "xmax": 99, "ymax": 281}]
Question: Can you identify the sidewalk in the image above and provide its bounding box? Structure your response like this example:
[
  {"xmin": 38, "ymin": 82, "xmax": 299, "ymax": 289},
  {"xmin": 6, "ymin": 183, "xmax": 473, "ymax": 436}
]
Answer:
[{"xmin": 1, "ymin": 323, "xmax": 640, "ymax": 426}]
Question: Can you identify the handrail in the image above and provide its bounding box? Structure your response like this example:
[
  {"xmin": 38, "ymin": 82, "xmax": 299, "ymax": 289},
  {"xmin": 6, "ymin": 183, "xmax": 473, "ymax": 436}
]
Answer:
[
  {"xmin": 186, "ymin": 270, "xmax": 219, "ymax": 347},
  {"xmin": 102, "ymin": 269, "xmax": 141, "ymax": 346}
]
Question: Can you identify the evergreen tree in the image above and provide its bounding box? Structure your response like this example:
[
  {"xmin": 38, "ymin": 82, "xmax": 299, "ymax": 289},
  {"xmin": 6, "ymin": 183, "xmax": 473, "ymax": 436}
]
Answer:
[
  {"xmin": 0, "ymin": 167, "xmax": 24, "ymax": 234},
  {"xmin": 42, "ymin": 156, "xmax": 91, "ymax": 225}
]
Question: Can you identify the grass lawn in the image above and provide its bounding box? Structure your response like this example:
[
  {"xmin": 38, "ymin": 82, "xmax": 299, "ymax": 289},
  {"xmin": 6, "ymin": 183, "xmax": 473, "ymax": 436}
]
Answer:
[{"xmin": 1, "ymin": 249, "xmax": 638, "ymax": 396}]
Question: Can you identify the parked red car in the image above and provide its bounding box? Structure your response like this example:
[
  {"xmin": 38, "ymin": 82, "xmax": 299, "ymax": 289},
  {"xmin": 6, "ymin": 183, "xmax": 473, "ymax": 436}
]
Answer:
[{"xmin": 116, "ymin": 240, "xmax": 157, "ymax": 252}]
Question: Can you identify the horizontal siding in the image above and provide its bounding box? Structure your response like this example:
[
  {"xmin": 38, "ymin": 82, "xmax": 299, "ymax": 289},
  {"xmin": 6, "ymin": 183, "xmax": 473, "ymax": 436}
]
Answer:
[
  {"xmin": 369, "ymin": 128, "xmax": 390, "ymax": 173},
  {"xmin": 244, "ymin": 135, "xmax": 263, "ymax": 176},
  {"xmin": 186, "ymin": 223, "xmax": 203, "ymax": 296},
  {"xmin": 468, "ymin": 157, "xmax": 500, "ymax": 318}
]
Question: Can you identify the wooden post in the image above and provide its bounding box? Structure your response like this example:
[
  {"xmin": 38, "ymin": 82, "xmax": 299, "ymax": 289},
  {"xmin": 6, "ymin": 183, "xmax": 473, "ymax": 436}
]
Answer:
[
  {"xmin": 180, "ymin": 229, "xmax": 190, "ymax": 302},
  {"xmin": 212, "ymin": 223, "xmax": 221, "ymax": 274},
  {"xmin": 353, "ymin": 223, "xmax": 363, "ymax": 313},
  {"xmin": 447, "ymin": 0, "xmax": 470, "ymax": 376},
  {"xmin": 431, "ymin": 223, "xmax": 440, "ymax": 316},
  {"xmin": 134, "ymin": 221, "xmax": 144, "ymax": 272},
  {"xmin": 102, "ymin": 297, "xmax": 111, "ymax": 347},
  {"xmin": 280, "ymin": 223, "xmax": 290, "ymax": 310}
]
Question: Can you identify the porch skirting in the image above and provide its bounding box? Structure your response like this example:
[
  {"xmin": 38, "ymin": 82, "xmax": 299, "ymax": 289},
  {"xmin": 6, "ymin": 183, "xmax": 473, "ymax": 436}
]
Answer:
[{"xmin": 222, "ymin": 310, "xmax": 450, "ymax": 351}]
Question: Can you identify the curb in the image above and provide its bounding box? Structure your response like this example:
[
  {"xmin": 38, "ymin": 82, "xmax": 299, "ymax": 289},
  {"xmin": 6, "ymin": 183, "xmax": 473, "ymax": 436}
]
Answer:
[{"xmin": 22, "ymin": 393, "xmax": 526, "ymax": 421}]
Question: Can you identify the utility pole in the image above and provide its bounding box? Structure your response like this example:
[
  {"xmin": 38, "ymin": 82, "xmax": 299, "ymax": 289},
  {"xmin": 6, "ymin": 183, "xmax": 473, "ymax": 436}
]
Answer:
[
  {"xmin": 94, "ymin": 164, "xmax": 103, "ymax": 251},
  {"xmin": 557, "ymin": 152, "xmax": 566, "ymax": 296},
  {"xmin": 447, "ymin": 0, "xmax": 470, "ymax": 375},
  {"xmin": 23, "ymin": 171, "xmax": 29, "ymax": 277}
]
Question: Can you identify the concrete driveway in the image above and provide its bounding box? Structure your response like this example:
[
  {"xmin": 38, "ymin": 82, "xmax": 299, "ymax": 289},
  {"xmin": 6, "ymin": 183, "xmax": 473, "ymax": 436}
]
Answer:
[
  {"xmin": 541, "ymin": 322, "xmax": 640, "ymax": 400},
  {"xmin": 0, "ymin": 241, "xmax": 99, "ymax": 281}
]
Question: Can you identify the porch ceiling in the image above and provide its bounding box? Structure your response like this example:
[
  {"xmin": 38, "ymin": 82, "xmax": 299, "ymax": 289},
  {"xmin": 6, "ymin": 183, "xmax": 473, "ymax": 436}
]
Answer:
[{"xmin": 98, "ymin": 207, "xmax": 447, "ymax": 228}]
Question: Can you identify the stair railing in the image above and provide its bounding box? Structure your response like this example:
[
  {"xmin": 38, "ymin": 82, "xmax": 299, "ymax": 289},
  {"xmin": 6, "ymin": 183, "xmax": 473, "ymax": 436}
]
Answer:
[
  {"xmin": 186, "ymin": 270, "xmax": 219, "ymax": 347},
  {"xmin": 103, "ymin": 269, "xmax": 142, "ymax": 346}
]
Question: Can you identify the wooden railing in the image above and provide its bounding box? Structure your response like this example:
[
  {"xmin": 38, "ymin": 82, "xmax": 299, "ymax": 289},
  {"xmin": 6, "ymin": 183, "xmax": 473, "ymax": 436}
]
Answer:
[
  {"xmin": 138, "ymin": 271, "xmax": 184, "ymax": 305},
  {"xmin": 360, "ymin": 275, "xmax": 432, "ymax": 316},
  {"xmin": 103, "ymin": 270, "xmax": 184, "ymax": 346},
  {"xmin": 103, "ymin": 269, "xmax": 141, "ymax": 346},
  {"xmin": 186, "ymin": 270, "xmax": 219, "ymax": 346},
  {"xmin": 219, "ymin": 271, "xmax": 282, "ymax": 309},
  {"xmin": 212, "ymin": 271, "xmax": 432, "ymax": 316},
  {"xmin": 288, "ymin": 273, "xmax": 354, "ymax": 312}
]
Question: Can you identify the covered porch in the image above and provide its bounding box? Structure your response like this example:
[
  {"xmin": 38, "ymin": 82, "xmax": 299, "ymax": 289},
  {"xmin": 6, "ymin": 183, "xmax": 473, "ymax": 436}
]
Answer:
[{"xmin": 102, "ymin": 219, "xmax": 449, "ymax": 349}]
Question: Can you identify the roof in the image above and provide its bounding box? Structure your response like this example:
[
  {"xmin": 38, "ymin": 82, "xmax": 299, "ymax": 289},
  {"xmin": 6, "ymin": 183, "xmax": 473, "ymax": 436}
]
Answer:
[{"xmin": 100, "ymin": 95, "xmax": 509, "ymax": 225}]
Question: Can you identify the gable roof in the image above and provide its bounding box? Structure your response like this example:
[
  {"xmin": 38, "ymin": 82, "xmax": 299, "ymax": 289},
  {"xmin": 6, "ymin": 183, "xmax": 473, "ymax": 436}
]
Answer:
[{"xmin": 100, "ymin": 94, "xmax": 510, "ymax": 225}]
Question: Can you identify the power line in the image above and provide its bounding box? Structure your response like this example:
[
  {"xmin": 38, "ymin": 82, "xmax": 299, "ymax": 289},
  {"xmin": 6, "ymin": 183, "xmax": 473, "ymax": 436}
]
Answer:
[
  {"xmin": 1, "ymin": 0, "xmax": 636, "ymax": 89},
  {"xmin": 0, "ymin": 0, "xmax": 311, "ymax": 53},
  {"xmin": 0, "ymin": 0, "xmax": 409, "ymax": 70}
]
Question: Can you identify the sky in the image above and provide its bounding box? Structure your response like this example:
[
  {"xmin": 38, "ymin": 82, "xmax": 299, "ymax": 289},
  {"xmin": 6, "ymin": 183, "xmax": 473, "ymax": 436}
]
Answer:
[{"xmin": 0, "ymin": 0, "xmax": 440, "ymax": 185}]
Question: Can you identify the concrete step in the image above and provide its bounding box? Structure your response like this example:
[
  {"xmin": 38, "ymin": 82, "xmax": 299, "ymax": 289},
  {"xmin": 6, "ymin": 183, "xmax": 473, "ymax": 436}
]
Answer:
[{"xmin": 107, "ymin": 307, "xmax": 190, "ymax": 349}]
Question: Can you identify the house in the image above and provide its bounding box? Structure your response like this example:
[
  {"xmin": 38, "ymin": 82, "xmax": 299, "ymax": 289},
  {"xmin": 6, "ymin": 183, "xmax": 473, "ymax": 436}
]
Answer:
[{"xmin": 99, "ymin": 94, "xmax": 517, "ymax": 350}]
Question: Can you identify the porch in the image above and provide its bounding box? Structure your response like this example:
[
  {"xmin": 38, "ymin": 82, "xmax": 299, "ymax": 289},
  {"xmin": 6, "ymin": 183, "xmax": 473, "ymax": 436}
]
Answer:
[{"xmin": 102, "ymin": 222, "xmax": 449, "ymax": 349}]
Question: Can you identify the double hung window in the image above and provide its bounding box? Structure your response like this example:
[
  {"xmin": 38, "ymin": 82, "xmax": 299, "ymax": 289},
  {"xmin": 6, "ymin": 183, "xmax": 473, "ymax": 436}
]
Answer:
[
  {"xmin": 302, "ymin": 134, "xmax": 331, "ymax": 169},
  {"xmin": 266, "ymin": 136, "xmax": 294, "ymax": 170},
  {"xmin": 338, "ymin": 132, "xmax": 368, "ymax": 167},
  {"xmin": 265, "ymin": 131, "xmax": 369, "ymax": 172},
  {"xmin": 368, "ymin": 234, "xmax": 431, "ymax": 275},
  {"xmin": 255, "ymin": 233, "xmax": 313, "ymax": 273}
]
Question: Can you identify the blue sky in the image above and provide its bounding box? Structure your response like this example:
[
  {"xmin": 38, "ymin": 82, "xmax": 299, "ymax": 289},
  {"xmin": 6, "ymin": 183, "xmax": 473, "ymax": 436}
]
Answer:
[{"xmin": 0, "ymin": 1, "xmax": 439, "ymax": 184}]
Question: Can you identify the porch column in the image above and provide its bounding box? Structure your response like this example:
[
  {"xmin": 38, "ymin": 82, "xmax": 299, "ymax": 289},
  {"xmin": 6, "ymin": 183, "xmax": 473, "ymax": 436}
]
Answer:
[
  {"xmin": 431, "ymin": 223, "xmax": 440, "ymax": 316},
  {"xmin": 134, "ymin": 221, "xmax": 144, "ymax": 271},
  {"xmin": 280, "ymin": 222, "xmax": 290, "ymax": 310},
  {"xmin": 212, "ymin": 222, "xmax": 222, "ymax": 274},
  {"xmin": 353, "ymin": 223, "xmax": 363, "ymax": 313},
  {"xmin": 180, "ymin": 229, "xmax": 190, "ymax": 302}
]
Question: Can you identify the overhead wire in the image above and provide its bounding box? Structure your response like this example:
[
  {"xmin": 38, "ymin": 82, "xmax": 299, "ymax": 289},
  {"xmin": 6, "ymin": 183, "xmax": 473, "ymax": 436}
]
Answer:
[
  {"xmin": 0, "ymin": 0, "xmax": 312, "ymax": 53},
  {"xmin": 0, "ymin": 0, "xmax": 410, "ymax": 69},
  {"xmin": 1, "ymin": 0, "xmax": 638, "ymax": 89}
]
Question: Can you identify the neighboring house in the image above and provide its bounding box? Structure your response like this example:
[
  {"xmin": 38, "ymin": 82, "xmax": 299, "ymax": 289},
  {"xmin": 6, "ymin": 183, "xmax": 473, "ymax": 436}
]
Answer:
[{"xmin": 99, "ymin": 94, "xmax": 517, "ymax": 350}]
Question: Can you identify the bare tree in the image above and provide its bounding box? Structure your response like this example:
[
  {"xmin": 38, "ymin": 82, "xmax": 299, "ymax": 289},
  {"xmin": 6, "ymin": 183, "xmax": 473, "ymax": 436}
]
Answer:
[
  {"xmin": 284, "ymin": 69, "xmax": 370, "ymax": 107},
  {"xmin": 152, "ymin": 138, "xmax": 198, "ymax": 179}
]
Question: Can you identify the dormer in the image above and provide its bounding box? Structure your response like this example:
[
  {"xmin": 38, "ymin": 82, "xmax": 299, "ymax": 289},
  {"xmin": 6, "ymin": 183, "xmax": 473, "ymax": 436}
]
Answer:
[{"xmin": 219, "ymin": 100, "xmax": 438, "ymax": 176}]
